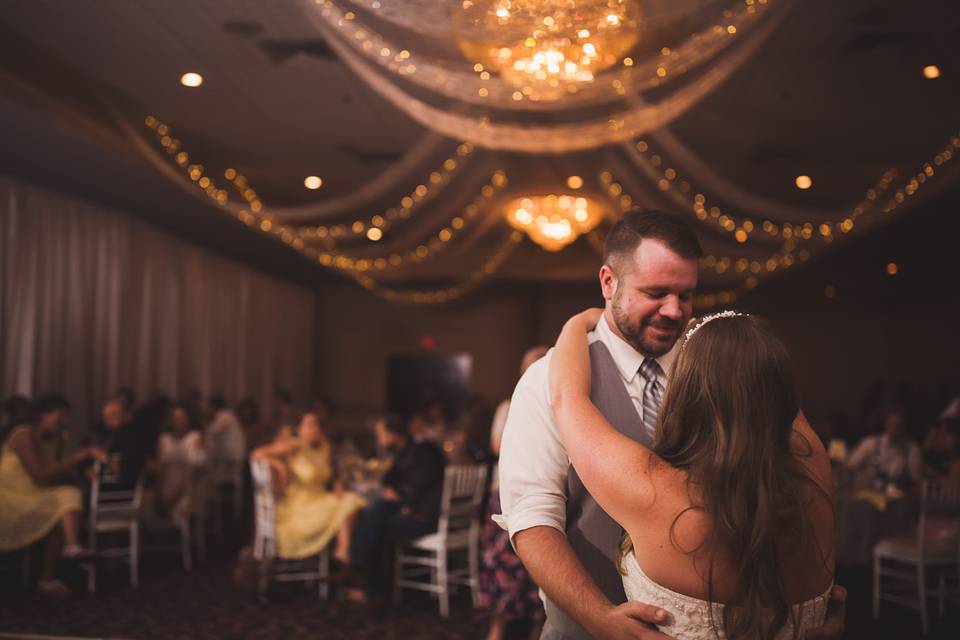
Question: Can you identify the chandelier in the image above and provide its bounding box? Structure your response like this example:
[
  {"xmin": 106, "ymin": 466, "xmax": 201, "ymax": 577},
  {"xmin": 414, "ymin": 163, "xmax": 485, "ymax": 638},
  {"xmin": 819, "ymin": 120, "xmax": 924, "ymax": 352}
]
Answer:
[
  {"xmin": 506, "ymin": 194, "xmax": 603, "ymax": 251},
  {"xmin": 455, "ymin": 0, "xmax": 642, "ymax": 101}
]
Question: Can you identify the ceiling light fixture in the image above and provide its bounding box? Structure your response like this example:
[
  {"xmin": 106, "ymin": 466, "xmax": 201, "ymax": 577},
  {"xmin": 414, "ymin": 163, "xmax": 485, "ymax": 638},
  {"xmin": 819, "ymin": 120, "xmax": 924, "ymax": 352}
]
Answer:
[
  {"xmin": 506, "ymin": 194, "xmax": 602, "ymax": 251},
  {"xmin": 923, "ymin": 65, "xmax": 941, "ymax": 80},
  {"xmin": 304, "ymin": 175, "xmax": 323, "ymax": 190},
  {"xmin": 180, "ymin": 72, "xmax": 204, "ymax": 88},
  {"xmin": 794, "ymin": 175, "xmax": 812, "ymax": 190},
  {"xmin": 566, "ymin": 175, "xmax": 583, "ymax": 189}
]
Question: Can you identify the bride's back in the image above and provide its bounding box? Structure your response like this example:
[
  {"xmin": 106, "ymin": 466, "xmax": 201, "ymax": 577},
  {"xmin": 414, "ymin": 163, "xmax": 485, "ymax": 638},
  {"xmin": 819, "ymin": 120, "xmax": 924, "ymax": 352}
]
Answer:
[{"xmin": 625, "ymin": 315, "xmax": 835, "ymax": 639}]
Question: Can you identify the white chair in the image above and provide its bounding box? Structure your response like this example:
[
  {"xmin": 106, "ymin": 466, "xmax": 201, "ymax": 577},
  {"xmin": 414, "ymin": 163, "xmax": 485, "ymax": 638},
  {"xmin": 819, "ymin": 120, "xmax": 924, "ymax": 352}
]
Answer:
[
  {"xmin": 873, "ymin": 478, "xmax": 960, "ymax": 634},
  {"xmin": 250, "ymin": 459, "xmax": 329, "ymax": 599},
  {"xmin": 394, "ymin": 463, "xmax": 487, "ymax": 617},
  {"xmin": 84, "ymin": 461, "xmax": 146, "ymax": 591}
]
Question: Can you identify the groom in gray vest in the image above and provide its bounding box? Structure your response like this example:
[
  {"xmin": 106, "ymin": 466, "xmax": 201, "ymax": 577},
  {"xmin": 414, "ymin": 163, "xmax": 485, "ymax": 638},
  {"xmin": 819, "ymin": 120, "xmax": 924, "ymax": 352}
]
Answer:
[{"xmin": 497, "ymin": 210, "xmax": 846, "ymax": 639}]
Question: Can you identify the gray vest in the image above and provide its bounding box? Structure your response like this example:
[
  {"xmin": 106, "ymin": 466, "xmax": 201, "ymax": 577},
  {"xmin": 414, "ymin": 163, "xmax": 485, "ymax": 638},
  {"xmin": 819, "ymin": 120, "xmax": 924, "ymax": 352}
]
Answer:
[{"xmin": 541, "ymin": 341, "xmax": 650, "ymax": 640}]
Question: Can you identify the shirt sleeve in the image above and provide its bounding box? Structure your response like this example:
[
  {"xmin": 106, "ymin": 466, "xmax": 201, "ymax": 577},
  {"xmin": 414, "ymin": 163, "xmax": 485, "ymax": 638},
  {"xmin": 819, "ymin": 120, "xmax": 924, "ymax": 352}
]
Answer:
[{"xmin": 495, "ymin": 352, "xmax": 570, "ymax": 541}]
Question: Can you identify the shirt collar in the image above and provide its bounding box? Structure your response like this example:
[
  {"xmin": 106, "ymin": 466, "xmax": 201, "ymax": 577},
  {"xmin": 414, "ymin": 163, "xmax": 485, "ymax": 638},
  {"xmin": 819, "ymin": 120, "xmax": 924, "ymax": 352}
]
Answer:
[{"xmin": 594, "ymin": 313, "xmax": 680, "ymax": 383}]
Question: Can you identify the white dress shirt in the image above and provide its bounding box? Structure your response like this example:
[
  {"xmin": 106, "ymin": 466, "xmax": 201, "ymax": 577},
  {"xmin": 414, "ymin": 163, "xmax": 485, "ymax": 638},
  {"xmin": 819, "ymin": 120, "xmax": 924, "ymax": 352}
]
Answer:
[
  {"xmin": 496, "ymin": 314, "xmax": 678, "ymax": 540},
  {"xmin": 203, "ymin": 409, "xmax": 246, "ymax": 466}
]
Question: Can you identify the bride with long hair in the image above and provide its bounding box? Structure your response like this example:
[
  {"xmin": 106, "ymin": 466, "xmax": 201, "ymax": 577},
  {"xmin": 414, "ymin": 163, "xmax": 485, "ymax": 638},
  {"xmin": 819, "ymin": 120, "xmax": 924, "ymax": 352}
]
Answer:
[{"xmin": 549, "ymin": 309, "xmax": 836, "ymax": 639}]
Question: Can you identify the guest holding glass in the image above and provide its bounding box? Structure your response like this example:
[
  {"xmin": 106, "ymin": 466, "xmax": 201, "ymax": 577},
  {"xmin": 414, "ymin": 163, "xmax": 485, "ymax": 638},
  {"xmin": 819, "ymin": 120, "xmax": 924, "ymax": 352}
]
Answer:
[
  {"xmin": 0, "ymin": 394, "xmax": 106, "ymax": 594},
  {"xmin": 89, "ymin": 398, "xmax": 150, "ymax": 489}
]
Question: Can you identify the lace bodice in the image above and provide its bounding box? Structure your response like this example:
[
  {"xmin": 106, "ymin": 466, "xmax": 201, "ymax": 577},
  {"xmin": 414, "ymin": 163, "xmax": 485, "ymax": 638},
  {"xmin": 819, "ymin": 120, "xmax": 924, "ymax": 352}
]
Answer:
[{"xmin": 622, "ymin": 551, "xmax": 832, "ymax": 639}]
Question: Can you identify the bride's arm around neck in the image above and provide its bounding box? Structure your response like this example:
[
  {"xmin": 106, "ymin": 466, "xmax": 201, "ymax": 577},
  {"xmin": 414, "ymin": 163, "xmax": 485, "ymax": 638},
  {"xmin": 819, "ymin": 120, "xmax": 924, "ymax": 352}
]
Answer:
[{"xmin": 549, "ymin": 309, "xmax": 662, "ymax": 530}]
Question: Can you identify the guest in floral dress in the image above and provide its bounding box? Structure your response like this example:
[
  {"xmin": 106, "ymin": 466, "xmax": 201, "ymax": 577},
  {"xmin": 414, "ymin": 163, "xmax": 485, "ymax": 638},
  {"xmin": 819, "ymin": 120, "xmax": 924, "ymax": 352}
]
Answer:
[{"xmin": 481, "ymin": 347, "xmax": 548, "ymax": 640}]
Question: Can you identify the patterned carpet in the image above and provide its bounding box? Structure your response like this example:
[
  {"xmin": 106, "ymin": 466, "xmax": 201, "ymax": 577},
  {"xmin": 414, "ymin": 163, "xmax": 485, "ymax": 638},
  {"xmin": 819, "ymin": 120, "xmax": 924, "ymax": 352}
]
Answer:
[{"xmin": 1, "ymin": 550, "xmax": 958, "ymax": 639}]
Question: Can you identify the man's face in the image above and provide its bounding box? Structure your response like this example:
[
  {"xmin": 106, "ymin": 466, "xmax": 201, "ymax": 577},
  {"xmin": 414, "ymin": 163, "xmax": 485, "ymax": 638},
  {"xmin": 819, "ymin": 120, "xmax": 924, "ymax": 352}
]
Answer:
[
  {"xmin": 601, "ymin": 239, "xmax": 698, "ymax": 357},
  {"xmin": 39, "ymin": 408, "xmax": 68, "ymax": 434},
  {"xmin": 102, "ymin": 401, "xmax": 126, "ymax": 431}
]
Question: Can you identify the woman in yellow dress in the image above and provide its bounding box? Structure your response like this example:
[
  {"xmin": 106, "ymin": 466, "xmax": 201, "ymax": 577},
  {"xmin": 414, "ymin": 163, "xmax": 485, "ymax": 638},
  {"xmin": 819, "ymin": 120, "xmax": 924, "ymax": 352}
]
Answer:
[
  {"xmin": 251, "ymin": 410, "xmax": 365, "ymax": 563},
  {"xmin": 0, "ymin": 394, "xmax": 106, "ymax": 593}
]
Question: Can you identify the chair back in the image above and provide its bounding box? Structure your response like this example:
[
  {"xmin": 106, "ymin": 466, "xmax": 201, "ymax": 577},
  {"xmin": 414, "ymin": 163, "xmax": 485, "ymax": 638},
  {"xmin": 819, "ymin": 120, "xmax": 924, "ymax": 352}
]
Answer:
[
  {"xmin": 436, "ymin": 464, "xmax": 488, "ymax": 541},
  {"xmin": 249, "ymin": 459, "xmax": 276, "ymax": 559},
  {"xmin": 89, "ymin": 460, "xmax": 145, "ymax": 528},
  {"xmin": 917, "ymin": 478, "xmax": 960, "ymax": 559}
]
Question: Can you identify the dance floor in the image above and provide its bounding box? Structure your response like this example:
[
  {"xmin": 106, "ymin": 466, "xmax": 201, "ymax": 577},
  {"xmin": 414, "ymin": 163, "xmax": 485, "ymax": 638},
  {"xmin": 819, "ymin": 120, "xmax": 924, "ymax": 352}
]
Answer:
[{"xmin": 1, "ymin": 552, "xmax": 957, "ymax": 639}]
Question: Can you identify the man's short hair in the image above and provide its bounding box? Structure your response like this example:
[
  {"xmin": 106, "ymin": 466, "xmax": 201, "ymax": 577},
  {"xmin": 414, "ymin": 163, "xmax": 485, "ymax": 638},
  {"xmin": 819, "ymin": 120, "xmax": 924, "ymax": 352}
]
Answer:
[
  {"xmin": 602, "ymin": 209, "xmax": 702, "ymax": 273},
  {"xmin": 381, "ymin": 414, "xmax": 409, "ymax": 438},
  {"xmin": 209, "ymin": 394, "xmax": 227, "ymax": 410}
]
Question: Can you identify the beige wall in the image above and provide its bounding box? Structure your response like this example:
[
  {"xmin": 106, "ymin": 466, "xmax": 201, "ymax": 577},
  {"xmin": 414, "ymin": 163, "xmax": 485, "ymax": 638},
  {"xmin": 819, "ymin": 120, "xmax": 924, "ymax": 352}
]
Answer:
[{"xmin": 315, "ymin": 277, "xmax": 959, "ymax": 432}]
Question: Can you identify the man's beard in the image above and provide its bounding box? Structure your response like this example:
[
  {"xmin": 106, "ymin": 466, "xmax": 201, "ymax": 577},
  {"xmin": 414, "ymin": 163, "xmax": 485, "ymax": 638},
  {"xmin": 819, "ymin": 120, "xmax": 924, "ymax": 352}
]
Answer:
[{"xmin": 611, "ymin": 289, "xmax": 681, "ymax": 357}]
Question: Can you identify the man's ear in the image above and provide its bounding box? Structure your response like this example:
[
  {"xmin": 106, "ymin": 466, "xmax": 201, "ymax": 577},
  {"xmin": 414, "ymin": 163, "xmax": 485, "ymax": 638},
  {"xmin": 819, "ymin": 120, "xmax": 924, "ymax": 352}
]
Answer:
[{"xmin": 599, "ymin": 264, "xmax": 617, "ymax": 301}]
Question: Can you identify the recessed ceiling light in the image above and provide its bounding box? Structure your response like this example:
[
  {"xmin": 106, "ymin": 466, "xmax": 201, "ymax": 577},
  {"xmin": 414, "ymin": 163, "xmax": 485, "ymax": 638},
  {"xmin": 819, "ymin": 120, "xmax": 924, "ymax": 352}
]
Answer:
[
  {"xmin": 366, "ymin": 228, "xmax": 383, "ymax": 241},
  {"xmin": 304, "ymin": 175, "xmax": 323, "ymax": 190},
  {"xmin": 566, "ymin": 175, "xmax": 583, "ymax": 189},
  {"xmin": 180, "ymin": 72, "xmax": 203, "ymax": 88},
  {"xmin": 795, "ymin": 175, "xmax": 812, "ymax": 190},
  {"xmin": 886, "ymin": 262, "xmax": 898, "ymax": 276},
  {"xmin": 923, "ymin": 65, "xmax": 941, "ymax": 80}
]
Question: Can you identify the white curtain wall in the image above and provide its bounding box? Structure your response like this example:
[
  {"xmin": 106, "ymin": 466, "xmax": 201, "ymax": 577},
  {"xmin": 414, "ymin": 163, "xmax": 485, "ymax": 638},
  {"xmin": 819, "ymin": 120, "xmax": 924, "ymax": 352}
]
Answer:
[{"xmin": 0, "ymin": 176, "xmax": 314, "ymax": 436}]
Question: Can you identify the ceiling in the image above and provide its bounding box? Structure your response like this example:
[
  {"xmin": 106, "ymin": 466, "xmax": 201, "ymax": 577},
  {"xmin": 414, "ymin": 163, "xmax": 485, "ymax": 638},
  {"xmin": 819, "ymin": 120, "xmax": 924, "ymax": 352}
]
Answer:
[{"xmin": 0, "ymin": 0, "xmax": 958, "ymax": 300}]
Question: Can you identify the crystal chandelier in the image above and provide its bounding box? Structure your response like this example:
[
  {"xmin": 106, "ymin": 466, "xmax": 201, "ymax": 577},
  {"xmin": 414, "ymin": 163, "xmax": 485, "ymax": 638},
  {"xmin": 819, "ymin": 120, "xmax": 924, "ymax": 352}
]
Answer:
[
  {"xmin": 455, "ymin": 0, "xmax": 642, "ymax": 101},
  {"xmin": 506, "ymin": 194, "xmax": 603, "ymax": 251}
]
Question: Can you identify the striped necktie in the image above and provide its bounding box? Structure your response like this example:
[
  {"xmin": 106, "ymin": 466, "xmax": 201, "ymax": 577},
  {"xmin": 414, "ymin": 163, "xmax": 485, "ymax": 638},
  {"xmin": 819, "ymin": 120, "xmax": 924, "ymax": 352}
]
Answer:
[{"xmin": 639, "ymin": 357, "xmax": 664, "ymax": 439}]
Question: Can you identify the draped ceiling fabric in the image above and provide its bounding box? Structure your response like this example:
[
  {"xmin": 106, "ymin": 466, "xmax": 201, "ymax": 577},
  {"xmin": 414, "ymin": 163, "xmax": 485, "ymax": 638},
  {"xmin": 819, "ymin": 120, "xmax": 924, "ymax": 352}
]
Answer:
[
  {"xmin": 300, "ymin": 0, "xmax": 794, "ymax": 152},
  {"xmin": 2, "ymin": 0, "xmax": 956, "ymax": 306},
  {"xmin": 0, "ymin": 176, "xmax": 314, "ymax": 436}
]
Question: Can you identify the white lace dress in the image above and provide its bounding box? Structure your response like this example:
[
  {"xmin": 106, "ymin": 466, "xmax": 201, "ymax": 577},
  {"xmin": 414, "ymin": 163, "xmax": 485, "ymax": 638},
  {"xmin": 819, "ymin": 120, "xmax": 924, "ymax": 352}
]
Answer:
[{"xmin": 622, "ymin": 551, "xmax": 832, "ymax": 639}]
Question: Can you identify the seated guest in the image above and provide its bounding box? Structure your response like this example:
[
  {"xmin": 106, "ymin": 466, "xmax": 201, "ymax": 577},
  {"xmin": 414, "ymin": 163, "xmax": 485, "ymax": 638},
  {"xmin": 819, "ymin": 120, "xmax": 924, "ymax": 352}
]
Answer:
[
  {"xmin": 0, "ymin": 394, "xmax": 106, "ymax": 594},
  {"xmin": 89, "ymin": 398, "xmax": 150, "ymax": 489},
  {"xmin": 155, "ymin": 404, "xmax": 207, "ymax": 522},
  {"xmin": 847, "ymin": 407, "xmax": 922, "ymax": 491},
  {"xmin": 923, "ymin": 417, "xmax": 959, "ymax": 476},
  {"xmin": 251, "ymin": 411, "xmax": 365, "ymax": 564},
  {"xmin": 349, "ymin": 415, "xmax": 446, "ymax": 602},
  {"xmin": 204, "ymin": 394, "xmax": 246, "ymax": 467}
]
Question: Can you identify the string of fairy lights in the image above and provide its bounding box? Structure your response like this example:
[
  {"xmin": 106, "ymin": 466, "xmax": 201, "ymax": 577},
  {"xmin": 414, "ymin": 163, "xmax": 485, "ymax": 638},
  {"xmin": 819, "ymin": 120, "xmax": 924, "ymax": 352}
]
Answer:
[
  {"xmin": 223, "ymin": 144, "xmax": 476, "ymax": 244},
  {"xmin": 143, "ymin": 115, "xmax": 518, "ymax": 302},
  {"xmin": 691, "ymin": 132, "xmax": 959, "ymax": 306},
  {"xmin": 352, "ymin": 230, "xmax": 525, "ymax": 304},
  {"xmin": 142, "ymin": 115, "xmax": 959, "ymax": 307},
  {"xmin": 619, "ymin": 138, "xmax": 899, "ymax": 246}
]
